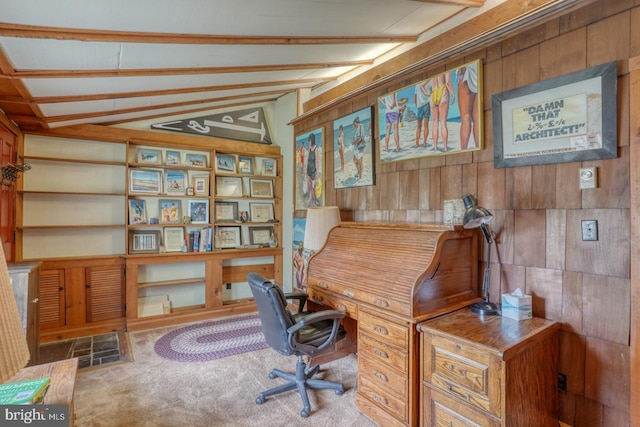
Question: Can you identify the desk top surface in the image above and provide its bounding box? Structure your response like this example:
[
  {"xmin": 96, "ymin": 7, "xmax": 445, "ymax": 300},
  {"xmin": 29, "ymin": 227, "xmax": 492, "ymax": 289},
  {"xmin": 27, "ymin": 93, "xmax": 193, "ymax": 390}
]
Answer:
[{"xmin": 8, "ymin": 357, "xmax": 78, "ymax": 405}]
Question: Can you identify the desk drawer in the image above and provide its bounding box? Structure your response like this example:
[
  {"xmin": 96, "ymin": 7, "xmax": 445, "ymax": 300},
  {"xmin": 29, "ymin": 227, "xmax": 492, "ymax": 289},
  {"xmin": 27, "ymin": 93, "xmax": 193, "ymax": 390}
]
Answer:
[
  {"xmin": 423, "ymin": 384, "xmax": 500, "ymax": 427},
  {"xmin": 359, "ymin": 332, "xmax": 408, "ymax": 373},
  {"xmin": 358, "ymin": 309, "xmax": 408, "ymax": 348},
  {"xmin": 359, "ymin": 352, "xmax": 407, "ymax": 399},
  {"xmin": 424, "ymin": 334, "xmax": 501, "ymax": 416},
  {"xmin": 307, "ymin": 287, "xmax": 358, "ymax": 319},
  {"xmin": 359, "ymin": 372, "xmax": 408, "ymax": 423}
]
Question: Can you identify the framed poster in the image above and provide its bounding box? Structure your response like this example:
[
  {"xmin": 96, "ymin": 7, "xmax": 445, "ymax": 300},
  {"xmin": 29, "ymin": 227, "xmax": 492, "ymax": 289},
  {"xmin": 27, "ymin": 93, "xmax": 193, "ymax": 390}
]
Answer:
[
  {"xmin": 238, "ymin": 156, "xmax": 254, "ymax": 174},
  {"xmin": 188, "ymin": 199, "xmax": 209, "ymax": 224},
  {"xmin": 250, "ymin": 202, "xmax": 274, "ymax": 222},
  {"xmin": 192, "ymin": 175, "xmax": 210, "ymax": 196},
  {"xmin": 129, "ymin": 169, "xmax": 162, "ymax": 194},
  {"xmin": 165, "ymin": 150, "xmax": 181, "ymax": 166},
  {"xmin": 163, "ymin": 227, "xmax": 185, "ymax": 252},
  {"xmin": 136, "ymin": 148, "xmax": 162, "ymax": 165},
  {"xmin": 261, "ymin": 158, "xmax": 277, "ymax": 176},
  {"xmin": 378, "ymin": 59, "xmax": 483, "ymax": 164},
  {"xmin": 164, "ymin": 170, "xmax": 188, "ymax": 195},
  {"xmin": 295, "ymin": 127, "xmax": 323, "ymax": 210},
  {"xmin": 249, "ymin": 178, "xmax": 273, "ymax": 198},
  {"xmin": 216, "ymin": 226, "xmax": 241, "ymax": 249},
  {"xmin": 214, "ymin": 201, "xmax": 238, "ymax": 222},
  {"xmin": 493, "ymin": 61, "xmax": 617, "ymax": 168},
  {"xmin": 215, "ymin": 153, "xmax": 237, "ymax": 173},
  {"xmin": 129, "ymin": 230, "xmax": 161, "ymax": 254},
  {"xmin": 158, "ymin": 199, "xmax": 182, "ymax": 224},
  {"xmin": 186, "ymin": 153, "xmax": 207, "ymax": 168},
  {"xmin": 333, "ymin": 106, "xmax": 374, "ymax": 189},
  {"xmin": 128, "ymin": 199, "xmax": 147, "ymax": 224}
]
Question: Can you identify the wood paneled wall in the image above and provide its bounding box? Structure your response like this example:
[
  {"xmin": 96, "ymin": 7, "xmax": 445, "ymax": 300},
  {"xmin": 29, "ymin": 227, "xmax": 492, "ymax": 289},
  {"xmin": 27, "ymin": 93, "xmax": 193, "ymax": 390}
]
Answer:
[{"xmin": 294, "ymin": 1, "xmax": 636, "ymax": 425}]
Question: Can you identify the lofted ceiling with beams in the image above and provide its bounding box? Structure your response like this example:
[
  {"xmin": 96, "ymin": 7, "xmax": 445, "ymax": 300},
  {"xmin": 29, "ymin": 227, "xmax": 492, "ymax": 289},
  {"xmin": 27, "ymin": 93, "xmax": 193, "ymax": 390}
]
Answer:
[{"xmin": 0, "ymin": 0, "xmax": 584, "ymax": 132}]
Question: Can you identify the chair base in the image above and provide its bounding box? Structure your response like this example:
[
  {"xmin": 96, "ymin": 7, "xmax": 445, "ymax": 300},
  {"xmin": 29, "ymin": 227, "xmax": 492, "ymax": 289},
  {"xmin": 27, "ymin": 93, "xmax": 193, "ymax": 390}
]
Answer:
[{"xmin": 255, "ymin": 355, "xmax": 344, "ymax": 417}]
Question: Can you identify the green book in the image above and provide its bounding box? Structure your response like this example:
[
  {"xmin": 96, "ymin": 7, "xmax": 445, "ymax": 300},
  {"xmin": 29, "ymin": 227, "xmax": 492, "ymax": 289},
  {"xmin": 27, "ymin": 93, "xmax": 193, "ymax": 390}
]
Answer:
[{"xmin": 0, "ymin": 377, "xmax": 51, "ymax": 405}]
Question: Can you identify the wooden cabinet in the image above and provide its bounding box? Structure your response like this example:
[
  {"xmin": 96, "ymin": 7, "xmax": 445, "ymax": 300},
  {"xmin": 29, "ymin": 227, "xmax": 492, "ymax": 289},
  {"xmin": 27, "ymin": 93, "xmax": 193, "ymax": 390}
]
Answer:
[
  {"xmin": 419, "ymin": 309, "xmax": 560, "ymax": 427},
  {"xmin": 8, "ymin": 261, "xmax": 41, "ymax": 365},
  {"xmin": 38, "ymin": 257, "xmax": 125, "ymax": 342}
]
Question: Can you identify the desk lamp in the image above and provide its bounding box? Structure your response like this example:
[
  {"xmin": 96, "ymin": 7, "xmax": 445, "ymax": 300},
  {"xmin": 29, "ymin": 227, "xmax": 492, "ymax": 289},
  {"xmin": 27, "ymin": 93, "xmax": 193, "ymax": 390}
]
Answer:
[
  {"xmin": 0, "ymin": 244, "xmax": 31, "ymax": 382},
  {"xmin": 462, "ymin": 194, "xmax": 500, "ymax": 316}
]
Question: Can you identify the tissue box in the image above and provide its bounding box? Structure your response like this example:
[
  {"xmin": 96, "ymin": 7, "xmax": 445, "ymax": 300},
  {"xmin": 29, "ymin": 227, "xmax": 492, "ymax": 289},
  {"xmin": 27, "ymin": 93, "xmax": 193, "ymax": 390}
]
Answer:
[{"xmin": 501, "ymin": 292, "xmax": 532, "ymax": 320}]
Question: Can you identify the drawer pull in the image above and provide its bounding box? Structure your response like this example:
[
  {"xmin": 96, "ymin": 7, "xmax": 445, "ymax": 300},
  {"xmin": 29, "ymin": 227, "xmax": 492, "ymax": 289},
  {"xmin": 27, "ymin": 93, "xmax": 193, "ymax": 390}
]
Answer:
[
  {"xmin": 373, "ymin": 348, "xmax": 388, "ymax": 359},
  {"xmin": 371, "ymin": 392, "xmax": 388, "ymax": 405},
  {"xmin": 446, "ymin": 383, "xmax": 470, "ymax": 401},
  {"xmin": 373, "ymin": 371, "xmax": 388, "ymax": 382},
  {"xmin": 312, "ymin": 295, "xmax": 324, "ymax": 302},
  {"xmin": 373, "ymin": 325, "xmax": 389, "ymax": 335},
  {"xmin": 343, "ymin": 290, "xmax": 355, "ymax": 298},
  {"xmin": 317, "ymin": 282, "xmax": 329, "ymax": 289},
  {"xmin": 374, "ymin": 299, "xmax": 389, "ymax": 307},
  {"xmin": 335, "ymin": 303, "xmax": 347, "ymax": 312}
]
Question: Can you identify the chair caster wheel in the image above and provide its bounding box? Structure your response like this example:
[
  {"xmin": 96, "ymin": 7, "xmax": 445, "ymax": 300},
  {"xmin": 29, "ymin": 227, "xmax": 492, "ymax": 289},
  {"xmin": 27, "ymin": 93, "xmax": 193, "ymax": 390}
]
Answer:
[
  {"xmin": 300, "ymin": 410, "xmax": 309, "ymax": 418},
  {"xmin": 256, "ymin": 396, "xmax": 265, "ymax": 405},
  {"xmin": 335, "ymin": 389, "xmax": 344, "ymax": 395},
  {"xmin": 268, "ymin": 373, "xmax": 276, "ymax": 379}
]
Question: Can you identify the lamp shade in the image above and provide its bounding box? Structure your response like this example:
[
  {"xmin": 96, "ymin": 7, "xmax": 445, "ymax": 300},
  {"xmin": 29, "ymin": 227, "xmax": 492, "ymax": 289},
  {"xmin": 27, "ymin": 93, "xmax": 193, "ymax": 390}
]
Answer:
[
  {"xmin": 303, "ymin": 206, "xmax": 341, "ymax": 252},
  {"xmin": 462, "ymin": 194, "xmax": 493, "ymax": 229},
  {"xmin": 0, "ymin": 244, "xmax": 30, "ymax": 383}
]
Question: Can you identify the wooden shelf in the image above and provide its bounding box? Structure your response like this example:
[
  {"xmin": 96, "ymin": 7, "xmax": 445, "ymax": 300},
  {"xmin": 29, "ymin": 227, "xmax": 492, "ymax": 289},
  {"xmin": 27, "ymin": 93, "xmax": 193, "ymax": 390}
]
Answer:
[
  {"xmin": 19, "ymin": 190, "xmax": 125, "ymax": 196},
  {"xmin": 138, "ymin": 277, "xmax": 205, "ymax": 289},
  {"xmin": 23, "ymin": 155, "xmax": 125, "ymax": 166},
  {"xmin": 18, "ymin": 224, "xmax": 124, "ymax": 230}
]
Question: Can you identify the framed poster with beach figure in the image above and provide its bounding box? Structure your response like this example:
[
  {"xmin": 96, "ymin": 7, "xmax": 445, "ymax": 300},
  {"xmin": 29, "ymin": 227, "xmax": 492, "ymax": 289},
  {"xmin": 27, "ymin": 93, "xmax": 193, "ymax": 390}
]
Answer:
[
  {"xmin": 128, "ymin": 199, "xmax": 147, "ymax": 224},
  {"xmin": 377, "ymin": 59, "xmax": 483, "ymax": 164},
  {"xmin": 158, "ymin": 199, "xmax": 182, "ymax": 224},
  {"xmin": 333, "ymin": 106, "xmax": 374, "ymax": 189},
  {"xmin": 294, "ymin": 127, "xmax": 323, "ymax": 210},
  {"xmin": 164, "ymin": 170, "xmax": 188, "ymax": 195}
]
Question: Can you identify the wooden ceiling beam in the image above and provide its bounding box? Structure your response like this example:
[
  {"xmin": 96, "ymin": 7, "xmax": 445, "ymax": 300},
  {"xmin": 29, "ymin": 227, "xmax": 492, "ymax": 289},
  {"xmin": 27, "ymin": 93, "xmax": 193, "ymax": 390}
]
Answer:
[
  {"xmin": 412, "ymin": 0, "xmax": 484, "ymax": 6},
  {"xmin": 0, "ymin": 23, "xmax": 416, "ymax": 45},
  {"xmin": 9, "ymin": 61, "xmax": 371, "ymax": 79}
]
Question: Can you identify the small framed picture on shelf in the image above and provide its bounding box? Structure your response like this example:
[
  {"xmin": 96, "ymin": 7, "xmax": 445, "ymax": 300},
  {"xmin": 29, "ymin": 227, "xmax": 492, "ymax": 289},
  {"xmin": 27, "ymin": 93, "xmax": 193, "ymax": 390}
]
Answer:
[
  {"xmin": 158, "ymin": 199, "xmax": 182, "ymax": 224},
  {"xmin": 249, "ymin": 226, "xmax": 273, "ymax": 246},
  {"xmin": 216, "ymin": 226, "xmax": 241, "ymax": 249},
  {"xmin": 128, "ymin": 199, "xmax": 147, "ymax": 224},
  {"xmin": 250, "ymin": 178, "xmax": 274, "ymax": 198},
  {"xmin": 137, "ymin": 148, "xmax": 162, "ymax": 165},
  {"xmin": 163, "ymin": 227, "xmax": 185, "ymax": 252},
  {"xmin": 215, "ymin": 153, "xmax": 237, "ymax": 173},
  {"xmin": 250, "ymin": 202, "xmax": 274, "ymax": 222},
  {"xmin": 130, "ymin": 169, "xmax": 162, "ymax": 194},
  {"xmin": 216, "ymin": 176, "xmax": 243, "ymax": 197},
  {"xmin": 164, "ymin": 170, "xmax": 188, "ymax": 195},
  {"xmin": 192, "ymin": 175, "xmax": 210, "ymax": 196},
  {"xmin": 214, "ymin": 201, "xmax": 238, "ymax": 223},
  {"xmin": 188, "ymin": 199, "xmax": 210, "ymax": 224},
  {"xmin": 261, "ymin": 158, "xmax": 277, "ymax": 176},
  {"xmin": 239, "ymin": 210, "xmax": 249, "ymax": 223},
  {"xmin": 129, "ymin": 230, "xmax": 161, "ymax": 254},
  {"xmin": 186, "ymin": 153, "xmax": 208, "ymax": 168},
  {"xmin": 238, "ymin": 156, "xmax": 254, "ymax": 174},
  {"xmin": 165, "ymin": 150, "xmax": 181, "ymax": 166}
]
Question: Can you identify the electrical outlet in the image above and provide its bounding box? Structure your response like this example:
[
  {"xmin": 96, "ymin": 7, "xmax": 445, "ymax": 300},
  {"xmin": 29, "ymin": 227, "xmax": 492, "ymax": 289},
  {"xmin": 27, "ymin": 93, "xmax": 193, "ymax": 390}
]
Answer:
[
  {"xmin": 581, "ymin": 220, "xmax": 598, "ymax": 241},
  {"xmin": 579, "ymin": 167, "xmax": 597, "ymax": 189},
  {"xmin": 558, "ymin": 373, "xmax": 567, "ymax": 392}
]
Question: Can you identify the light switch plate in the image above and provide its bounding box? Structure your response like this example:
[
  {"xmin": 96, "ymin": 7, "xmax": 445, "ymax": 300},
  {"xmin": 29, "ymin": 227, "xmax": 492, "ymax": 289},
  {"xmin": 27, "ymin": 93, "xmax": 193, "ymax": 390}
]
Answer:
[
  {"xmin": 581, "ymin": 220, "xmax": 598, "ymax": 241},
  {"xmin": 579, "ymin": 167, "xmax": 597, "ymax": 189}
]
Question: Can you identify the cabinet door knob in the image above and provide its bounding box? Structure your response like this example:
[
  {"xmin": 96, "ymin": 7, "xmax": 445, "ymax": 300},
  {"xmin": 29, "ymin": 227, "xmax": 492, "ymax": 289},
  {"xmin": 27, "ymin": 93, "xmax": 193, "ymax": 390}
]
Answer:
[{"xmin": 32, "ymin": 298, "xmax": 39, "ymax": 303}]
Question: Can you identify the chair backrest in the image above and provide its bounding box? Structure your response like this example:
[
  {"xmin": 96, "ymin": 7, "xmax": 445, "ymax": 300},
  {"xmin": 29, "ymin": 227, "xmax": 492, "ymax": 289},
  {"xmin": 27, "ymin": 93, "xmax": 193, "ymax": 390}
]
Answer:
[{"xmin": 247, "ymin": 272, "xmax": 296, "ymax": 356}]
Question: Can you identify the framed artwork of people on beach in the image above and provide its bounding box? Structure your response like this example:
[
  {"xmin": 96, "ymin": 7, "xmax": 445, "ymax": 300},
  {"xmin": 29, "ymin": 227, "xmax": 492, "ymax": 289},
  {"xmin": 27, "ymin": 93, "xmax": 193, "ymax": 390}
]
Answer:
[
  {"xmin": 333, "ymin": 107, "xmax": 375, "ymax": 189},
  {"xmin": 377, "ymin": 59, "xmax": 483, "ymax": 164},
  {"xmin": 493, "ymin": 61, "xmax": 617, "ymax": 168},
  {"xmin": 295, "ymin": 127, "xmax": 324, "ymax": 210}
]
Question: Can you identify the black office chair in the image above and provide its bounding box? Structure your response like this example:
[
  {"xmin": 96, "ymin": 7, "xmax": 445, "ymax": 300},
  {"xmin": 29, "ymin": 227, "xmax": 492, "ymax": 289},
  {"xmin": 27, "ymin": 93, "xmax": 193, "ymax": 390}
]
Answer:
[{"xmin": 247, "ymin": 272, "xmax": 346, "ymax": 418}]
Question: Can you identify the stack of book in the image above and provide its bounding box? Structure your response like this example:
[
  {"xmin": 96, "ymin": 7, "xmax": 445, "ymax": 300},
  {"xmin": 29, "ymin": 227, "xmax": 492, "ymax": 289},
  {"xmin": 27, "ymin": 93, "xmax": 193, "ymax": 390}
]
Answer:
[{"xmin": 0, "ymin": 377, "xmax": 51, "ymax": 405}]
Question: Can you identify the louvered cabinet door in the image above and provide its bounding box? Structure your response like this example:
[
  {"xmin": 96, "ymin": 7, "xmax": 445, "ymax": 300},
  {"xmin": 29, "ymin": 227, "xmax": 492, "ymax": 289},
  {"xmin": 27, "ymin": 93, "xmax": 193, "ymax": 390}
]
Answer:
[
  {"xmin": 86, "ymin": 265, "xmax": 125, "ymax": 323},
  {"xmin": 39, "ymin": 269, "xmax": 65, "ymax": 330}
]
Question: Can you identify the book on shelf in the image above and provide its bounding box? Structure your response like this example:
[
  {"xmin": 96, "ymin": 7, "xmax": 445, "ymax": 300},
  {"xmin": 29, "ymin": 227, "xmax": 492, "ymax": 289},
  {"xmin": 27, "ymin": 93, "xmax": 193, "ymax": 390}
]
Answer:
[{"xmin": 0, "ymin": 377, "xmax": 51, "ymax": 405}]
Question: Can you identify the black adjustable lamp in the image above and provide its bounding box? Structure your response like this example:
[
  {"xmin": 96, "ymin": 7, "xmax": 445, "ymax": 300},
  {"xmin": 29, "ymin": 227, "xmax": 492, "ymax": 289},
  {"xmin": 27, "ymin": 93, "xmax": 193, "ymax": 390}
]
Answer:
[{"xmin": 462, "ymin": 194, "xmax": 500, "ymax": 316}]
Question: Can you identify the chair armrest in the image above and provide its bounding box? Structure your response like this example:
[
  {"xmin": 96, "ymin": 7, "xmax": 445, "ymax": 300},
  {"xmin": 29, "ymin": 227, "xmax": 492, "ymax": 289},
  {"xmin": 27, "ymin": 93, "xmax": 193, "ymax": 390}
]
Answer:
[
  {"xmin": 284, "ymin": 292, "xmax": 308, "ymax": 314},
  {"xmin": 287, "ymin": 309, "xmax": 345, "ymax": 333},
  {"xmin": 287, "ymin": 310, "xmax": 345, "ymax": 354}
]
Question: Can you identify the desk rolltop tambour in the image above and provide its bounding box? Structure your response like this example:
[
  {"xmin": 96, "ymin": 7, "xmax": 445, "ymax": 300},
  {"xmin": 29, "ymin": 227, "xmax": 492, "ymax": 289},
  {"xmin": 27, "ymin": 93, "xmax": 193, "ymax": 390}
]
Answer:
[
  {"xmin": 306, "ymin": 222, "xmax": 479, "ymax": 320},
  {"xmin": 306, "ymin": 222, "xmax": 481, "ymax": 427}
]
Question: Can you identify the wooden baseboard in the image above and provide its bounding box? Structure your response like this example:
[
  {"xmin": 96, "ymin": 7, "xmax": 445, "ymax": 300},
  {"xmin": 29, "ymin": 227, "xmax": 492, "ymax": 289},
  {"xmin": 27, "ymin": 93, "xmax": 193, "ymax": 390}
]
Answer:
[{"xmin": 40, "ymin": 318, "xmax": 126, "ymax": 343}]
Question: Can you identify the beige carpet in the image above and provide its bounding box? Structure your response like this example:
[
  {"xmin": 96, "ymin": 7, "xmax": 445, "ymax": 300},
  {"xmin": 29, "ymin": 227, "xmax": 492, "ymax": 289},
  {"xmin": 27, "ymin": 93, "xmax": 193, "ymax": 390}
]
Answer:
[{"xmin": 73, "ymin": 316, "xmax": 379, "ymax": 426}]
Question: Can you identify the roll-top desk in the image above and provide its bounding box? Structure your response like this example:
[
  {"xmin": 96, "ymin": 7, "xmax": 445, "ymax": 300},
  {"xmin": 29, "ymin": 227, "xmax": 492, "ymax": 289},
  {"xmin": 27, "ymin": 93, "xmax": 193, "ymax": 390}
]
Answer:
[{"xmin": 306, "ymin": 222, "xmax": 480, "ymax": 427}]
